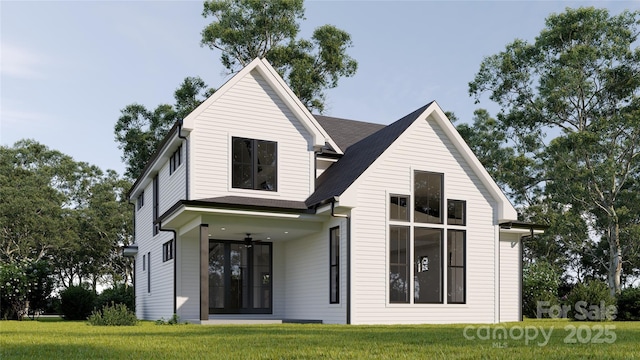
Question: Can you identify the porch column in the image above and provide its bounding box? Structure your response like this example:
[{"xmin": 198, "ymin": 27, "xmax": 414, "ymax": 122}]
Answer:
[{"xmin": 200, "ymin": 224, "xmax": 209, "ymax": 321}]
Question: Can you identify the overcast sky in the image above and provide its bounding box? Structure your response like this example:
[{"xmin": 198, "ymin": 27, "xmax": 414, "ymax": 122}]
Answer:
[{"xmin": 2, "ymin": 0, "xmax": 637, "ymax": 176}]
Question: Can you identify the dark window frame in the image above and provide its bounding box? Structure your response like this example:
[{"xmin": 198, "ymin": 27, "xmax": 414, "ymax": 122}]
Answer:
[
  {"xmin": 447, "ymin": 230, "xmax": 466, "ymax": 304},
  {"xmin": 147, "ymin": 251, "xmax": 151, "ymax": 293},
  {"xmin": 169, "ymin": 145, "xmax": 182, "ymax": 175},
  {"xmin": 162, "ymin": 240, "xmax": 174, "ymax": 262},
  {"xmin": 231, "ymin": 137, "xmax": 278, "ymax": 191},
  {"xmin": 414, "ymin": 227, "xmax": 444, "ymax": 304},
  {"xmin": 389, "ymin": 225, "xmax": 410, "ymax": 303},
  {"xmin": 137, "ymin": 191, "xmax": 144, "ymax": 210},
  {"xmin": 414, "ymin": 171, "xmax": 444, "ymax": 224},
  {"xmin": 329, "ymin": 227, "xmax": 340, "ymax": 304},
  {"xmin": 390, "ymin": 194, "xmax": 410, "ymax": 221},
  {"xmin": 447, "ymin": 199, "xmax": 466, "ymax": 226},
  {"xmin": 153, "ymin": 175, "xmax": 159, "ymax": 236}
]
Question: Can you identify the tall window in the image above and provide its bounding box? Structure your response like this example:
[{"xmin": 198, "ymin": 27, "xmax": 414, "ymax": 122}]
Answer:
[
  {"xmin": 232, "ymin": 137, "xmax": 277, "ymax": 191},
  {"xmin": 147, "ymin": 252, "xmax": 151, "ymax": 293},
  {"xmin": 414, "ymin": 228, "xmax": 443, "ymax": 303},
  {"xmin": 447, "ymin": 230, "xmax": 465, "ymax": 303},
  {"xmin": 169, "ymin": 145, "xmax": 182, "ymax": 175},
  {"xmin": 329, "ymin": 227, "xmax": 340, "ymax": 304},
  {"xmin": 153, "ymin": 175, "xmax": 159, "ymax": 235},
  {"xmin": 389, "ymin": 226, "xmax": 410, "ymax": 303},
  {"xmin": 414, "ymin": 171, "xmax": 442, "ymax": 223},
  {"xmin": 136, "ymin": 191, "xmax": 144, "ymax": 210}
]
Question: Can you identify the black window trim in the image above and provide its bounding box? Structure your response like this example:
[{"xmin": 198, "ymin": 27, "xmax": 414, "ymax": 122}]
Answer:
[
  {"xmin": 162, "ymin": 240, "xmax": 174, "ymax": 262},
  {"xmin": 169, "ymin": 145, "xmax": 182, "ymax": 175},
  {"xmin": 137, "ymin": 191, "xmax": 144, "ymax": 210},
  {"xmin": 447, "ymin": 199, "xmax": 467, "ymax": 226},
  {"xmin": 153, "ymin": 175, "xmax": 159, "ymax": 236},
  {"xmin": 447, "ymin": 230, "xmax": 466, "ymax": 304},
  {"xmin": 231, "ymin": 137, "xmax": 278, "ymax": 192},
  {"xmin": 329, "ymin": 226, "xmax": 340, "ymax": 304},
  {"xmin": 414, "ymin": 170, "xmax": 444, "ymax": 224},
  {"xmin": 147, "ymin": 251, "xmax": 151, "ymax": 293}
]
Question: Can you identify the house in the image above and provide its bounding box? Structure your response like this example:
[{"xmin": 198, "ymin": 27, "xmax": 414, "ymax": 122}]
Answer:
[{"xmin": 125, "ymin": 58, "xmax": 542, "ymax": 325}]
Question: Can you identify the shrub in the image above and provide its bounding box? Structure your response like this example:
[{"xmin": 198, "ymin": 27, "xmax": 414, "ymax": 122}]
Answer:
[
  {"xmin": 616, "ymin": 287, "xmax": 640, "ymax": 321},
  {"xmin": 522, "ymin": 261, "xmax": 560, "ymax": 318},
  {"xmin": 155, "ymin": 314, "xmax": 181, "ymax": 325},
  {"xmin": 59, "ymin": 285, "xmax": 96, "ymax": 320},
  {"xmin": 95, "ymin": 284, "xmax": 135, "ymax": 312},
  {"xmin": 88, "ymin": 303, "xmax": 138, "ymax": 326},
  {"xmin": 565, "ymin": 280, "xmax": 616, "ymax": 321}
]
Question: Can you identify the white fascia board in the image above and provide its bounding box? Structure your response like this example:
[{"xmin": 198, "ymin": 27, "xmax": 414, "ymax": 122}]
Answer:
[
  {"xmin": 257, "ymin": 58, "xmax": 342, "ymax": 153},
  {"xmin": 426, "ymin": 102, "xmax": 518, "ymax": 221},
  {"xmin": 128, "ymin": 129, "xmax": 181, "ymax": 200}
]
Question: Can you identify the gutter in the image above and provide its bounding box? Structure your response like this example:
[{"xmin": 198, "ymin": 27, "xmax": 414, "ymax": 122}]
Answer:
[
  {"xmin": 157, "ymin": 220, "xmax": 178, "ymax": 315},
  {"xmin": 331, "ymin": 198, "xmax": 351, "ymax": 325}
]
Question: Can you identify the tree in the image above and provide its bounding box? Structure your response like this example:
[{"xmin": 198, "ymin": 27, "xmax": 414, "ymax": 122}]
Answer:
[
  {"xmin": 201, "ymin": 0, "xmax": 357, "ymax": 112},
  {"xmin": 114, "ymin": 77, "xmax": 213, "ymax": 179},
  {"xmin": 469, "ymin": 7, "xmax": 640, "ymax": 294}
]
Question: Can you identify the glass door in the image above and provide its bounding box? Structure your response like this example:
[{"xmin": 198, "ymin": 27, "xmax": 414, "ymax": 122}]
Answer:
[{"xmin": 209, "ymin": 240, "xmax": 272, "ymax": 314}]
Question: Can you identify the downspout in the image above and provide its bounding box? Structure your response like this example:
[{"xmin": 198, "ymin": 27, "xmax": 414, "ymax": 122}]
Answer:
[
  {"xmin": 173, "ymin": 121, "xmax": 189, "ymax": 317},
  {"xmin": 331, "ymin": 198, "xmax": 351, "ymax": 324},
  {"xmin": 177, "ymin": 120, "xmax": 189, "ymax": 201}
]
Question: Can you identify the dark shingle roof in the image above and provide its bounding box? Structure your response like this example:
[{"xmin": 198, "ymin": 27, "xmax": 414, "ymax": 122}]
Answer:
[
  {"xmin": 306, "ymin": 102, "xmax": 433, "ymax": 207},
  {"xmin": 314, "ymin": 115, "xmax": 385, "ymax": 153}
]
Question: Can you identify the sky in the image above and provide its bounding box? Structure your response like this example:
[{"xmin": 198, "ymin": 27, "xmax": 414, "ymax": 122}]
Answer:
[{"xmin": 1, "ymin": 0, "xmax": 637, "ymax": 177}]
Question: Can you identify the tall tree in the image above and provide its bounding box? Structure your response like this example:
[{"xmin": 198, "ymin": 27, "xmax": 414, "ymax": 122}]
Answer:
[
  {"xmin": 201, "ymin": 0, "xmax": 357, "ymax": 112},
  {"xmin": 114, "ymin": 77, "xmax": 213, "ymax": 179},
  {"xmin": 469, "ymin": 7, "xmax": 640, "ymax": 294}
]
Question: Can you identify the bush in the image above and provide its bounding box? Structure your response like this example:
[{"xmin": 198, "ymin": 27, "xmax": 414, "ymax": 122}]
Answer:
[
  {"xmin": 95, "ymin": 284, "xmax": 134, "ymax": 312},
  {"xmin": 155, "ymin": 314, "xmax": 181, "ymax": 325},
  {"xmin": 616, "ymin": 287, "xmax": 640, "ymax": 321},
  {"xmin": 88, "ymin": 303, "xmax": 138, "ymax": 326},
  {"xmin": 522, "ymin": 261, "xmax": 560, "ymax": 318},
  {"xmin": 565, "ymin": 280, "xmax": 616, "ymax": 321},
  {"xmin": 59, "ymin": 285, "xmax": 96, "ymax": 320}
]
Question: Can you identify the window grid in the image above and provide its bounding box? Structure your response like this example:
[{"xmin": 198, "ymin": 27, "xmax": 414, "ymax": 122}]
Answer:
[{"xmin": 163, "ymin": 240, "xmax": 174, "ymax": 262}]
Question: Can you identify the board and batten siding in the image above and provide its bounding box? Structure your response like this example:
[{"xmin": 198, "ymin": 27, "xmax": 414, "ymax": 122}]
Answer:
[
  {"xmin": 347, "ymin": 115, "xmax": 500, "ymax": 324},
  {"xmin": 190, "ymin": 69, "xmax": 314, "ymax": 202},
  {"xmin": 283, "ymin": 218, "xmax": 348, "ymax": 324},
  {"xmin": 499, "ymin": 233, "xmax": 522, "ymax": 322},
  {"xmin": 134, "ymin": 179, "xmax": 175, "ymax": 321}
]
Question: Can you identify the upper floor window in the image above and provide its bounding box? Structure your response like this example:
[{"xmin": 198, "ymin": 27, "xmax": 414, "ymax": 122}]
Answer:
[
  {"xmin": 153, "ymin": 175, "xmax": 159, "ymax": 236},
  {"xmin": 414, "ymin": 171, "xmax": 443, "ymax": 224},
  {"xmin": 390, "ymin": 195, "xmax": 409, "ymax": 221},
  {"xmin": 137, "ymin": 191, "xmax": 144, "ymax": 210},
  {"xmin": 447, "ymin": 200, "xmax": 466, "ymax": 225},
  {"xmin": 169, "ymin": 145, "xmax": 182, "ymax": 175},
  {"xmin": 232, "ymin": 137, "xmax": 277, "ymax": 191}
]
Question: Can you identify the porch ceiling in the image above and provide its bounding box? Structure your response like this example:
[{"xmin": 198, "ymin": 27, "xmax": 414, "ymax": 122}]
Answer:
[{"xmin": 163, "ymin": 206, "xmax": 326, "ymax": 242}]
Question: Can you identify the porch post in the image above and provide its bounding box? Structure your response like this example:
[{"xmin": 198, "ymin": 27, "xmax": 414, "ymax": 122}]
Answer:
[{"xmin": 200, "ymin": 224, "xmax": 209, "ymax": 321}]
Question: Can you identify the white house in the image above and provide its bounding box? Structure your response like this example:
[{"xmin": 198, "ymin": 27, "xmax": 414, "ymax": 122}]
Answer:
[{"xmin": 125, "ymin": 58, "xmax": 542, "ymax": 324}]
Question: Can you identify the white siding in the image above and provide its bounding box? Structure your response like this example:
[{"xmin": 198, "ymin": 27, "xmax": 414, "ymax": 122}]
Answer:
[
  {"xmin": 190, "ymin": 69, "xmax": 314, "ymax": 201},
  {"xmin": 348, "ymin": 115, "xmax": 499, "ymax": 324},
  {"xmin": 283, "ymin": 218, "xmax": 348, "ymax": 324},
  {"xmin": 176, "ymin": 233, "xmax": 199, "ymax": 320},
  {"xmin": 159, "ymin": 143, "xmax": 186, "ymax": 215},
  {"xmin": 500, "ymin": 233, "xmax": 522, "ymax": 322}
]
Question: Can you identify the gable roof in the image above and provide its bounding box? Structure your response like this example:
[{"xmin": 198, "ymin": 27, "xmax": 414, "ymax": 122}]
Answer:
[
  {"xmin": 306, "ymin": 102, "xmax": 433, "ymax": 207},
  {"xmin": 182, "ymin": 58, "xmax": 341, "ymax": 154},
  {"xmin": 314, "ymin": 115, "xmax": 385, "ymax": 153}
]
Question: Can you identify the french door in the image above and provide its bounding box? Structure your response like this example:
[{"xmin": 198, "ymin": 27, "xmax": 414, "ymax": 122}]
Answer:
[{"xmin": 209, "ymin": 240, "xmax": 272, "ymax": 314}]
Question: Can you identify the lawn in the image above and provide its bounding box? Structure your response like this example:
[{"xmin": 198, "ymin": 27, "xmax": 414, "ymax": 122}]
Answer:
[{"xmin": 1, "ymin": 318, "xmax": 639, "ymax": 359}]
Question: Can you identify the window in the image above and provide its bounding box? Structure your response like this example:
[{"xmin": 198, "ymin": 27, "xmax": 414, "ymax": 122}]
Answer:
[
  {"xmin": 390, "ymin": 195, "xmax": 409, "ymax": 221},
  {"xmin": 163, "ymin": 240, "xmax": 174, "ymax": 262},
  {"xmin": 414, "ymin": 228, "xmax": 443, "ymax": 303},
  {"xmin": 447, "ymin": 200, "xmax": 466, "ymax": 225},
  {"xmin": 142, "ymin": 254, "xmax": 146, "ymax": 270},
  {"xmin": 388, "ymin": 172, "xmax": 467, "ymax": 305},
  {"xmin": 414, "ymin": 171, "xmax": 443, "ymax": 224},
  {"xmin": 169, "ymin": 145, "xmax": 182, "ymax": 175},
  {"xmin": 137, "ymin": 191, "xmax": 144, "ymax": 210},
  {"xmin": 232, "ymin": 137, "xmax": 277, "ymax": 191},
  {"xmin": 330, "ymin": 227, "xmax": 340, "ymax": 304},
  {"xmin": 389, "ymin": 226, "xmax": 410, "ymax": 303},
  {"xmin": 447, "ymin": 230, "xmax": 465, "ymax": 303},
  {"xmin": 153, "ymin": 175, "xmax": 159, "ymax": 236},
  {"xmin": 147, "ymin": 252, "xmax": 151, "ymax": 293}
]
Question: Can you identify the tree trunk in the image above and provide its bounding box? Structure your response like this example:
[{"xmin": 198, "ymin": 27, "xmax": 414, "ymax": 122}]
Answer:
[{"xmin": 607, "ymin": 221, "xmax": 622, "ymax": 296}]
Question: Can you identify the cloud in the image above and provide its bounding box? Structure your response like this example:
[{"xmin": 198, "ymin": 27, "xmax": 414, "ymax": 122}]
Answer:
[{"xmin": 1, "ymin": 43, "xmax": 47, "ymax": 79}]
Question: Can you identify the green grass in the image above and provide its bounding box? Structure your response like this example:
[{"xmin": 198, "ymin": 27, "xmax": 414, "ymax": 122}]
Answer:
[{"xmin": 1, "ymin": 318, "xmax": 639, "ymax": 359}]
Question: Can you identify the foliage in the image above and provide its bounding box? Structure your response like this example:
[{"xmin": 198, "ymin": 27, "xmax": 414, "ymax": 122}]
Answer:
[
  {"xmin": 59, "ymin": 285, "xmax": 96, "ymax": 321},
  {"xmin": 565, "ymin": 280, "xmax": 617, "ymax": 321},
  {"xmin": 114, "ymin": 77, "xmax": 213, "ymax": 179},
  {"xmin": 201, "ymin": 0, "xmax": 357, "ymax": 112},
  {"xmin": 468, "ymin": 7, "xmax": 640, "ymax": 293},
  {"xmin": 95, "ymin": 284, "xmax": 135, "ymax": 313},
  {"xmin": 616, "ymin": 287, "xmax": 640, "ymax": 321},
  {"xmin": 522, "ymin": 261, "xmax": 561, "ymax": 318},
  {"xmin": 0, "ymin": 260, "xmax": 54, "ymax": 320},
  {"xmin": 2, "ymin": 320, "xmax": 640, "ymax": 359},
  {"xmin": 155, "ymin": 313, "xmax": 181, "ymax": 325},
  {"xmin": 88, "ymin": 303, "xmax": 138, "ymax": 326}
]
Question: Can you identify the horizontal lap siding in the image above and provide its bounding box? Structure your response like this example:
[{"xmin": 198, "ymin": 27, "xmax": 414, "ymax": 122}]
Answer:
[
  {"xmin": 191, "ymin": 70, "xmax": 313, "ymax": 201},
  {"xmin": 283, "ymin": 218, "xmax": 347, "ymax": 324},
  {"xmin": 351, "ymin": 116, "xmax": 498, "ymax": 324},
  {"xmin": 176, "ymin": 234, "xmax": 199, "ymax": 320},
  {"xmin": 159, "ymin": 145, "xmax": 186, "ymax": 215},
  {"xmin": 500, "ymin": 233, "xmax": 521, "ymax": 322}
]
